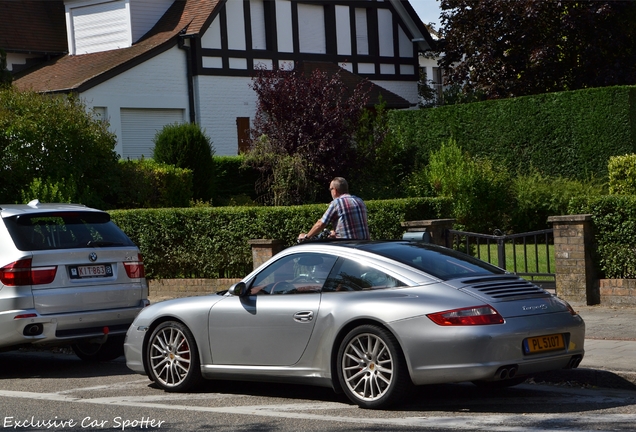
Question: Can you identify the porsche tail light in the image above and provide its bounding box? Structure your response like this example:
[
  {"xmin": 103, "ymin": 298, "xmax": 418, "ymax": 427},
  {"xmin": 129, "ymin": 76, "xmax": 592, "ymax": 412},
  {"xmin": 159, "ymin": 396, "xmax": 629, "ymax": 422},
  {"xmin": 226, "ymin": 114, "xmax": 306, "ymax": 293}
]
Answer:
[
  {"xmin": 124, "ymin": 253, "xmax": 146, "ymax": 279},
  {"xmin": 0, "ymin": 258, "xmax": 57, "ymax": 286},
  {"xmin": 427, "ymin": 305, "xmax": 504, "ymax": 326}
]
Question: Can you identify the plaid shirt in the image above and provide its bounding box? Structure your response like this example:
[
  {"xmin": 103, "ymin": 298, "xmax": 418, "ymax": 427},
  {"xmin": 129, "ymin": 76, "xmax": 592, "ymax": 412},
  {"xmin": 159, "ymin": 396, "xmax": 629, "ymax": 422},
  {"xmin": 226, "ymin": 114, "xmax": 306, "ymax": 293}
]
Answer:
[{"xmin": 321, "ymin": 194, "xmax": 369, "ymax": 239}]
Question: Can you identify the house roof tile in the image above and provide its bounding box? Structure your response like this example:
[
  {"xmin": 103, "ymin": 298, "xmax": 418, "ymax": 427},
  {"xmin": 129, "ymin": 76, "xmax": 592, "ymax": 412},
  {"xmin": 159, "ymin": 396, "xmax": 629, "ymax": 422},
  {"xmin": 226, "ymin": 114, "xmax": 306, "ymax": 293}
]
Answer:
[
  {"xmin": 0, "ymin": 1, "xmax": 67, "ymax": 54},
  {"xmin": 300, "ymin": 61, "xmax": 413, "ymax": 109},
  {"xmin": 13, "ymin": 0, "xmax": 221, "ymax": 93}
]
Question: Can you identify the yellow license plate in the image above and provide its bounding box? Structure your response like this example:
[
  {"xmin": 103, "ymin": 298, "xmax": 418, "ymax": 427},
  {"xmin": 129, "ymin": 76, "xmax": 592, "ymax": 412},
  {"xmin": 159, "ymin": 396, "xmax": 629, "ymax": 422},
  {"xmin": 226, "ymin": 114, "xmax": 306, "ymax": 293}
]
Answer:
[{"xmin": 524, "ymin": 334, "xmax": 565, "ymax": 354}]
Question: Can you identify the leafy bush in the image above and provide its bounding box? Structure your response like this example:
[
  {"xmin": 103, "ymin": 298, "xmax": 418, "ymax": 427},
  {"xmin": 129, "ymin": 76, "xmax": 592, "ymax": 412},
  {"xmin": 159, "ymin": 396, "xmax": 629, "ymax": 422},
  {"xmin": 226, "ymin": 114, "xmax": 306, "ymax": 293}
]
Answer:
[
  {"xmin": 569, "ymin": 195, "xmax": 636, "ymax": 278},
  {"xmin": 406, "ymin": 140, "xmax": 512, "ymax": 233},
  {"xmin": 608, "ymin": 154, "xmax": 636, "ymax": 194},
  {"xmin": 0, "ymin": 88, "xmax": 119, "ymax": 208},
  {"xmin": 152, "ymin": 122, "xmax": 215, "ymax": 202},
  {"xmin": 109, "ymin": 197, "xmax": 452, "ymax": 279},
  {"xmin": 243, "ymin": 138, "xmax": 313, "ymax": 206},
  {"xmin": 511, "ymin": 171, "xmax": 607, "ymax": 232},
  {"xmin": 116, "ymin": 159, "xmax": 192, "ymax": 208},
  {"xmin": 349, "ymin": 101, "xmax": 417, "ymax": 200},
  {"xmin": 20, "ymin": 177, "xmax": 76, "ymax": 204},
  {"xmin": 212, "ymin": 155, "xmax": 259, "ymax": 205}
]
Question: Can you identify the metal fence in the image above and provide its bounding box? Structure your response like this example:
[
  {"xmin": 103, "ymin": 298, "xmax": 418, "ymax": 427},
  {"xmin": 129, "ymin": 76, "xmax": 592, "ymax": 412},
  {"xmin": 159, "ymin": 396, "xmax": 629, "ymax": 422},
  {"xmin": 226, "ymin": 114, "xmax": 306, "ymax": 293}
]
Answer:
[{"xmin": 445, "ymin": 228, "xmax": 556, "ymax": 291}]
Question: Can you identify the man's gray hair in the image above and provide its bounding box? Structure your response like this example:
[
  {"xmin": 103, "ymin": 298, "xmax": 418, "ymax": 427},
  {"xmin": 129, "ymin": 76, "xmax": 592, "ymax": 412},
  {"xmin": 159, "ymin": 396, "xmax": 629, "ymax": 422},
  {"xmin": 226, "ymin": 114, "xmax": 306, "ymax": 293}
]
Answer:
[{"xmin": 332, "ymin": 177, "xmax": 349, "ymax": 194}]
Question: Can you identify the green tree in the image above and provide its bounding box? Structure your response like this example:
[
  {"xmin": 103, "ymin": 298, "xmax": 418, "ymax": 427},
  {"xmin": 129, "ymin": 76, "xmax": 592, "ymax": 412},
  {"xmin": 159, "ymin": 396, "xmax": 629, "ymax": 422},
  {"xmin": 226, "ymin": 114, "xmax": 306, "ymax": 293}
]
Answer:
[
  {"xmin": 246, "ymin": 64, "xmax": 370, "ymax": 205},
  {"xmin": 438, "ymin": 0, "xmax": 636, "ymax": 99},
  {"xmin": 152, "ymin": 122, "xmax": 215, "ymax": 202},
  {"xmin": 348, "ymin": 99, "xmax": 415, "ymax": 200},
  {"xmin": 0, "ymin": 88, "xmax": 119, "ymax": 207}
]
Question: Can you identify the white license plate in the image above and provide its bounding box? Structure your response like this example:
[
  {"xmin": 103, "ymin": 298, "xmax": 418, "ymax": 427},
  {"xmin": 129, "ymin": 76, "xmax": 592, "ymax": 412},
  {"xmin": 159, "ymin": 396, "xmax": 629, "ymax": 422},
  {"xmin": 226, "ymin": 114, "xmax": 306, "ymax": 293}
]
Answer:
[{"xmin": 70, "ymin": 264, "xmax": 113, "ymax": 279}]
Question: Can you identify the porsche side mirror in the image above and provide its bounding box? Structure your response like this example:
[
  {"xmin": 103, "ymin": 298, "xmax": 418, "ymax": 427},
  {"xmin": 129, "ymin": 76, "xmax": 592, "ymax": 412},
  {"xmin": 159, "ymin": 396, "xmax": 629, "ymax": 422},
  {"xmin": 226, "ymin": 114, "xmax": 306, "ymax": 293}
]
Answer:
[{"xmin": 228, "ymin": 281, "xmax": 249, "ymax": 297}]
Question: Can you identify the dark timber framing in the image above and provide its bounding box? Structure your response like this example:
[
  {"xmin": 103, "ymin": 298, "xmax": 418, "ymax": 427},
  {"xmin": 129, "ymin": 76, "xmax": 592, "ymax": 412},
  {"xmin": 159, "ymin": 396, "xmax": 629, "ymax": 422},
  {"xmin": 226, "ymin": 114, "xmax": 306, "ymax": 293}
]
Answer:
[{"xmin": 194, "ymin": 0, "xmax": 420, "ymax": 81}]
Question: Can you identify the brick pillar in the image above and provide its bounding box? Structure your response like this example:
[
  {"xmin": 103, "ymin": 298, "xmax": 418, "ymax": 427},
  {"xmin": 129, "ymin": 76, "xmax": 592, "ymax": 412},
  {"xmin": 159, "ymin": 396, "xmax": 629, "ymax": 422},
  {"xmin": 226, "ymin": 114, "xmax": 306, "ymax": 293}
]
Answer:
[
  {"xmin": 401, "ymin": 219, "xmax": 456, "ymax": 247},
  {"xmin": 248, "ymin": 239, "xmax": 285, "ymax": 270},
  {"xmin": 548, "ymin": 214, "xmax": 599, "ymax": 305}
]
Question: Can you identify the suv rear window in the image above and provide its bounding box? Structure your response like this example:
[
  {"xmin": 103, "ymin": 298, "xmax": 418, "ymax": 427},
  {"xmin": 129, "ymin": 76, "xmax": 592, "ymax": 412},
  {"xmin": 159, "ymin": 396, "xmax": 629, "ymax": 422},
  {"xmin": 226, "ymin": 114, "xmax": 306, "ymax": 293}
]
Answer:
[{"xmin": 3, "ymin": 211, "xmax": 135, "ymax": 251}]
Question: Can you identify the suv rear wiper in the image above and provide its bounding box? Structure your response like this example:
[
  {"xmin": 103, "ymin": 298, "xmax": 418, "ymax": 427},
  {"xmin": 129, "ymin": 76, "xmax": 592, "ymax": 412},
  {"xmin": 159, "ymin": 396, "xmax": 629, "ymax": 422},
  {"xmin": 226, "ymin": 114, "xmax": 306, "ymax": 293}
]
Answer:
[{"xmin": 86, "ymin": 240, "xmax": 125, "ymax": 247}]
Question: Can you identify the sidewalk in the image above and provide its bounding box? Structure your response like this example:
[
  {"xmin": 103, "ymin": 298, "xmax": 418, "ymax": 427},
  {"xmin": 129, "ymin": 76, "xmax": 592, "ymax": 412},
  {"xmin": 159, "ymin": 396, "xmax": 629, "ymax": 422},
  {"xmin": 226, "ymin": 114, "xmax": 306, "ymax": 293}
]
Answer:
[{"xmin": 535, "ymin": 302, "xmax": 636, "ymax": 390}]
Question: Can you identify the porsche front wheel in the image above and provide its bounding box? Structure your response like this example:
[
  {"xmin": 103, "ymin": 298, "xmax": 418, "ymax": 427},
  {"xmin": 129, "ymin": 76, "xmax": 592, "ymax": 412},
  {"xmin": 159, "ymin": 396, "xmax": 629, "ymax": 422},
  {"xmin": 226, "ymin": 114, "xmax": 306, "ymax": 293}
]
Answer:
[{"xmin": 147, "ymin": 321, "xmax": 202, "ymax": 392}]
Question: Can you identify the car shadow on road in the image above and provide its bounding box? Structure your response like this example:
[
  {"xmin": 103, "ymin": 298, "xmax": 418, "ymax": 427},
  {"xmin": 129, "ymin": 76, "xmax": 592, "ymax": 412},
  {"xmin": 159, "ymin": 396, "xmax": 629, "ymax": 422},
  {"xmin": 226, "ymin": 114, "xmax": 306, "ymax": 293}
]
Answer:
[
  {"xmin": 0, "ymin": 349, "xmax": 132, "ymax": 379},
  {"xmin": 398, "ymin": 378, "xmax": 636, "ymax": 414},
  {"xmin": 150, "ymin": 374, "xmax": 636, "ymax": 415}
]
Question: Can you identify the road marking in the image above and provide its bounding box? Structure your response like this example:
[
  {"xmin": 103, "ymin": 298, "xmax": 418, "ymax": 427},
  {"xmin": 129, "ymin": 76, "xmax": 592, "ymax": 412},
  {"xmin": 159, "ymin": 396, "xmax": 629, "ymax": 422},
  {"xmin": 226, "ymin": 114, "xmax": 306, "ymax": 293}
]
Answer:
[
  {"xmin": 1, "ymin": 389, "xmax": 636, "ymax": 430},
  {"xmin": 56, "ymin": 379, "xmax": 150, "ymax": 394}
]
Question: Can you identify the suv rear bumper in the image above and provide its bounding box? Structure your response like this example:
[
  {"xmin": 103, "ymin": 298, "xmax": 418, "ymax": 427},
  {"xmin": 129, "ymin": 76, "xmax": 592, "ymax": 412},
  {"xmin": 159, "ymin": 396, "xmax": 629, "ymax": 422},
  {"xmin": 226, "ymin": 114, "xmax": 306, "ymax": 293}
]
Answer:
[{"xmin": 0, "ymin": 299, "xmax": 150, "ymax": 349}]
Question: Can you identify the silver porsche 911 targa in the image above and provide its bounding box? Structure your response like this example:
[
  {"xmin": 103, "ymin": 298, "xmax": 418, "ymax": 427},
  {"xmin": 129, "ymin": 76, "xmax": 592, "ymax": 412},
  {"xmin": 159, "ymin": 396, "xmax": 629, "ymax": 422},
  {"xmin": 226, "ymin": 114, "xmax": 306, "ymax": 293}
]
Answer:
[{"xmin": 124, "ymin": 240, "xmax": 585, "ymax": 409}]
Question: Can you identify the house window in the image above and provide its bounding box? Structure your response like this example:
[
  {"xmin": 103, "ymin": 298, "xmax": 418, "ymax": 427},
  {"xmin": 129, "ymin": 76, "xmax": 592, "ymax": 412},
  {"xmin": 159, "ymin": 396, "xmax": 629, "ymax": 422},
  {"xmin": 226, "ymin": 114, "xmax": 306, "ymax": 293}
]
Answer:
[
  {"xmin": 298, "ymin": 3, "xmax": 326, "ymax": 54},
  {"xmin": 432, "ymin": 67, "xmax": 443, "ymax": 99},
  {"xmin": 355, "ymin": 8, "xmax": 368, "ymax": 55},
  {"xmin": 237, "ymin": 117, "xmax": 251, "ymax": 154}
]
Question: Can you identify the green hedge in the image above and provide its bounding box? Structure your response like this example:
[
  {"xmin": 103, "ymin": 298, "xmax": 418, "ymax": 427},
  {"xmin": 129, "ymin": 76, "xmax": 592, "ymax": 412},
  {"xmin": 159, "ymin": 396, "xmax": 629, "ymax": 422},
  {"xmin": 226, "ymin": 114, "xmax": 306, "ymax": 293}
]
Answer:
[
  {"xmin": 569, "ymin": 195, "xmax": 636, "ymax": 279},
  {"xmin": 109, "ymin": 197, "xmax": 452, "ymax": 279},
  {"xmin": 389, "ymin": 86, "xmax": 636, "ymax": 180},
  {"xmin": 116, "ymin": 159, "xmax": 192, "ymax": 208}
]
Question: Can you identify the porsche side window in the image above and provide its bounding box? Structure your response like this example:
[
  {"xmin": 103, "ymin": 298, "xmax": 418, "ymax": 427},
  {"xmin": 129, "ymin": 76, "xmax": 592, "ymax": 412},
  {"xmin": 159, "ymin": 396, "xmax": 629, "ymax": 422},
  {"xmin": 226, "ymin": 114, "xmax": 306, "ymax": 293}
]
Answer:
[
  {"xmin": 323, "ymin": 258, "xmax": 405, "ymax": 292},
  {"xmin": 249, "ymin": 253, "xmax": 337, "ymax": 295}
]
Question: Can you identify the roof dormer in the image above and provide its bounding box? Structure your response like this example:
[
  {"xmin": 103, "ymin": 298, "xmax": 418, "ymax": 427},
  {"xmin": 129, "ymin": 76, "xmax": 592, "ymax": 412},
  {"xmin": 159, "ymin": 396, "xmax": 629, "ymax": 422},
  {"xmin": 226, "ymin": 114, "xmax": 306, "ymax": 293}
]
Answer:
[{"xmin": 65, "ymin": 0, "xmax": 173, "ymax": 55}]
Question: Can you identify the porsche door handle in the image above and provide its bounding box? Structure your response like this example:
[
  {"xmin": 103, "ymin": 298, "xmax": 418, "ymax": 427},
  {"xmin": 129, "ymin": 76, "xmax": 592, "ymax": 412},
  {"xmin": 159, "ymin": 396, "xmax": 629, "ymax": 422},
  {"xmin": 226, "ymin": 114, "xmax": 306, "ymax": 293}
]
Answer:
[{"xmin": 293, "ymin": 311, "xmax": 314, "ymax": 322}]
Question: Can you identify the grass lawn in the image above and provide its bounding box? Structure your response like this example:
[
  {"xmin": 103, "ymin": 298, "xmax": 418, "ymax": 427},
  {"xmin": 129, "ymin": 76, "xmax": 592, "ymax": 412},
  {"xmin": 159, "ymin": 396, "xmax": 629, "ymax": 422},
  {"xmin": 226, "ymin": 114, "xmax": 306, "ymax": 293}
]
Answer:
[{"xmin": 451, "ymin": 239, "xmax": 556, "ymax": 285}]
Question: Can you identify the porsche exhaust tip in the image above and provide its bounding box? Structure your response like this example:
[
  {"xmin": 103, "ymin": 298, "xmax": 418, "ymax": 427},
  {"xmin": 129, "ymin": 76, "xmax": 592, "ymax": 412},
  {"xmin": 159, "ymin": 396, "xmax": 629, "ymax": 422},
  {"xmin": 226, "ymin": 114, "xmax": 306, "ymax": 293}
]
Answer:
[
  {"xmin": 496, "ymin": 365, "xmax": 519, "ymax": 380},
  {"xmin": 565, "ymin": 355, "xmax": 583, "ymax": 369}
]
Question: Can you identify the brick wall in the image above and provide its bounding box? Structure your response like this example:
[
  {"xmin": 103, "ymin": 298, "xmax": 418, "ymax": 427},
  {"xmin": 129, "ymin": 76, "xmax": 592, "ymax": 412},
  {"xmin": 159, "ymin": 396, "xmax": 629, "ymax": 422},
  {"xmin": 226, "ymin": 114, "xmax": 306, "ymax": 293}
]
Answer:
[
  {"xmin": 148, "ymin": 278, "xmax": 242, "ymax": 302},
  {"xmin": 548, "ymin": 214, "xmax": 599, "ymax": 305},
  {"xmin": 599, "ymin": 279, "xmax": 636, "ymax": 306}
]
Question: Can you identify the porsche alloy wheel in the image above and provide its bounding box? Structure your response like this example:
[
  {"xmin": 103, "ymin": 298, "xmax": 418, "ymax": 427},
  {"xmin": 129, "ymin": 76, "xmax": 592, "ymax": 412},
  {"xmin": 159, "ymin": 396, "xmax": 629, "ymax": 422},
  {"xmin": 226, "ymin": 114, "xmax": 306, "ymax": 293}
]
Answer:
[
  {"xmin": 147, "ymin": 321, "xmax": 201, "ymax": 392},
  {"xmin": 337, "ymin": 325, "xmax": 411, "ymax": 409}
]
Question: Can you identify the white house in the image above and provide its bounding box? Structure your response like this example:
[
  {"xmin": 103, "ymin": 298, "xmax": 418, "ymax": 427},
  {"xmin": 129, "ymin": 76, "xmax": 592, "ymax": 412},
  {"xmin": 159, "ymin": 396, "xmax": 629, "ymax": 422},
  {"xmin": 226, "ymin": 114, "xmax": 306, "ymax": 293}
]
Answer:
[{"xmin": 7, "ymin": 0, "xmax": 436, "ymax": 157}]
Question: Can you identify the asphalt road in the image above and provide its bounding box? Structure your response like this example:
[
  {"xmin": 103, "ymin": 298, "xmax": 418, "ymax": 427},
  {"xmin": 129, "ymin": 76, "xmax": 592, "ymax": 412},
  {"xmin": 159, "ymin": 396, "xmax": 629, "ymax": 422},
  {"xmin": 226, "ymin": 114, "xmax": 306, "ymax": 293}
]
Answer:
[{"xmin": 1, "ymin": 348, "xmax": 636, "ymax": 432}]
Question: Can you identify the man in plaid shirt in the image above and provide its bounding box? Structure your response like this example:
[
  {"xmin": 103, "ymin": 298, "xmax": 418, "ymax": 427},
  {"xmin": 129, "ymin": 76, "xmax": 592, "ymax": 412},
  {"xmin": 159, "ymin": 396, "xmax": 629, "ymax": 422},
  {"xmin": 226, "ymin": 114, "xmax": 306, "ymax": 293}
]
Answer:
[{"xmin": 298, "ymin": 177, "xmax": 369, "ymax": 240}]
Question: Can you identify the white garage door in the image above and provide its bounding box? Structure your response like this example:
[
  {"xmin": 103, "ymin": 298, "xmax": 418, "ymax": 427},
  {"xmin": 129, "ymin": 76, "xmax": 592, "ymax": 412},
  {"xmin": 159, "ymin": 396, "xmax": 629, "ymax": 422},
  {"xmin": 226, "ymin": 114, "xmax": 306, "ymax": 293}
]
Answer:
[{"xmin": 120, "ymin": 108, "xmax": 185, "ymax": 159}]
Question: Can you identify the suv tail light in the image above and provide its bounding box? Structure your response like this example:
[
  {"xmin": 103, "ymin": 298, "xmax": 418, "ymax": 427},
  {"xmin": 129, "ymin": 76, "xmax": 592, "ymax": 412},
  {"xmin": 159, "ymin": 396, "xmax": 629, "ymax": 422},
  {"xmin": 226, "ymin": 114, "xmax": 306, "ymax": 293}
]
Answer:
[
  {"xmin": 427, "ymin": 305, "xmax": 504, "ymax": 326},
  {"xmin": 124, "ymin": 253, "xmax": 146, "ymax": 279},
  {"xmin": 0, "ymin": 258, "xmax": 57, "ymax": 286}
]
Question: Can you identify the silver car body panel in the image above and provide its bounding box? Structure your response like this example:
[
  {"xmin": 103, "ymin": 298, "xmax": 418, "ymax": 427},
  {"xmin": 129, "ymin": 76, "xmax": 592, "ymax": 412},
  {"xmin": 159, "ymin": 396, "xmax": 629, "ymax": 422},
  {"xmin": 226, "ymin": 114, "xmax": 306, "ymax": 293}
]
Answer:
[
  {"xmin": 29, "ymin": 248, "xmax": 144, "ymax": 315},
  {"xmin": 125, "ymin": 241, "xmax": 584, "ymax": 389}
]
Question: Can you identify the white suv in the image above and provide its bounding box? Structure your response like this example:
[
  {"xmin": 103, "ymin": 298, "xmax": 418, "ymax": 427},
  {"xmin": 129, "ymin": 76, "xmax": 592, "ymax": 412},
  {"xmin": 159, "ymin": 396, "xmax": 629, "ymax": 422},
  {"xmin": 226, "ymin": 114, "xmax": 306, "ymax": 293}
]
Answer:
[{"xmin": 0, "ymin": 200, "xmax": 149, "ymax": 361}]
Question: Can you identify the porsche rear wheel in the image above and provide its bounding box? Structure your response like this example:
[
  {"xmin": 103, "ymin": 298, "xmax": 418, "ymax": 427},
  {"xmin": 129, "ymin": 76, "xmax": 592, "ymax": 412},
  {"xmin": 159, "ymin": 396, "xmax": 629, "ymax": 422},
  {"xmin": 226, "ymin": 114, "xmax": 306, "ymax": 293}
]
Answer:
[
  {"xmin": 337, "ymin": 324, "xmax": 411, "ymax": 409},
  {"xmin": 147, "ymin": 321, "xmax": 201, "ymax": 392}
]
